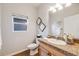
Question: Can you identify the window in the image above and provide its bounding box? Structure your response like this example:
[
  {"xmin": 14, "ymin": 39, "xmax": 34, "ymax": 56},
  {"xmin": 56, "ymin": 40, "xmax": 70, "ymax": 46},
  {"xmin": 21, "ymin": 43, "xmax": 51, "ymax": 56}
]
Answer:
[{"xmin": 12, "ymin": 15, "xmax": 27, "ymax": 32}]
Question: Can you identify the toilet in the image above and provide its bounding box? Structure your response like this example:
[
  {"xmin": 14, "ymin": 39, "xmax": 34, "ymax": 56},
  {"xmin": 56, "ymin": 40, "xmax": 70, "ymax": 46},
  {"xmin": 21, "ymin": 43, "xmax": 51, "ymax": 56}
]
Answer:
[{"xmin": 27, "ymin": 38, "xmax": 39, "ymax": 55}]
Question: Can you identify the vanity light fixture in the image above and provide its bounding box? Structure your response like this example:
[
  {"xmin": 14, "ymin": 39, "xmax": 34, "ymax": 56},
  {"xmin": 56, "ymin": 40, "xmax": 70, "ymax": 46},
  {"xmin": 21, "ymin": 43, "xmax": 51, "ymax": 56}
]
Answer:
[
  {"xmin": 52, "ymin": 7, "xmax": 56, "ymax": 13},
  {"xmin": 49, "ymin": 7, "xmax": 53, "ymax": 11},
  {"xmin": 49, "ymin": 7, "xmax": 56, "ymax": 13},
  {"xmin": 55, "ymin": 3, "xmax": 63, "ymax": 10},
  {"xmin": 49, "ymin": 3, "xmax": 72, "ymax": 13},
  {"xmin": 65, "ymin": 3, "xmax": 72, "ymax": 7}
]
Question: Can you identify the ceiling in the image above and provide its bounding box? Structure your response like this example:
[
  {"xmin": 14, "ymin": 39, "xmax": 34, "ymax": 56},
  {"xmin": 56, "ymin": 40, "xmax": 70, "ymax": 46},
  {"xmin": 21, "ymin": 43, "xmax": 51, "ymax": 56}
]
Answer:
[{"xmin": 29, "ymin": 3, "xmax": 55, "ymax": 7}]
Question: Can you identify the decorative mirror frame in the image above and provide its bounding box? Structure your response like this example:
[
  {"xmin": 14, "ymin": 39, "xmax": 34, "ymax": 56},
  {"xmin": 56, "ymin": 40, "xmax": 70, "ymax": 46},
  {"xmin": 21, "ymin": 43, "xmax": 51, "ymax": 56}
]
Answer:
[
  {"xmin": 36, "ymin": 17, "xmax": 42, "ymax": 25},
  {"xmin": 39, "ymin": 22, "xmax": 46, "ymax": 32}
]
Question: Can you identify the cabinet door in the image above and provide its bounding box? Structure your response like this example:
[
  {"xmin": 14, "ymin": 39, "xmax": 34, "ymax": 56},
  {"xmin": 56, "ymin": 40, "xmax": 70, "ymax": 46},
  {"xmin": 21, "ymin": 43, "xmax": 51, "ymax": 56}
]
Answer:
[
  {"xmin": 52, "ymin": 49, "xmax": 65, "ymax": 56},
  {"xmin": 39, "ymin": 42, "xmax": 65, "ymax": 56},
  {"xmin": 39, "ymin": 46, "xmax": 51, "ymax": 56}
]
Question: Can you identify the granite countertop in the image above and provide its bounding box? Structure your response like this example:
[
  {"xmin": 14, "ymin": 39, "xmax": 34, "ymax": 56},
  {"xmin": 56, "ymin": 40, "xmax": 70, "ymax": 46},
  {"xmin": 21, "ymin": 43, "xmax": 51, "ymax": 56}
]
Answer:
[{"xmin": 38, "ymin": 38, "xmax": 79, "ymax": 56}]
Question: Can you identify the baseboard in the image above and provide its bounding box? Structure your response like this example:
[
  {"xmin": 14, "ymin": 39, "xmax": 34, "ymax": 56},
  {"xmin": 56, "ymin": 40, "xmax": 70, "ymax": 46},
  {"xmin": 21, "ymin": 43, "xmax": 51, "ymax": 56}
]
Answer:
[{"xmin": 7, "ymin": 48, "xmax": 29, "ymax": 56}]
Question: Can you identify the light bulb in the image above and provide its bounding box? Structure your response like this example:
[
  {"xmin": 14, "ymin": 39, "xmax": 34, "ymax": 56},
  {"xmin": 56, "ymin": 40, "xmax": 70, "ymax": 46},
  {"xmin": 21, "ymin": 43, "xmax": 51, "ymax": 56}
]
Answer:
[
  {"xmin": 49, "ymin": 7, "xmax": 53, "ymax": 11},
  {"xmin": 58, "ymin": 6, "xmax": 63, "ymax": 10},
  {"xmin": 52, "ymin": 8, "xmax": 56, "ymax": 13},
  {"xmin": 65, "ymin": 3, "xmax": 72, "ymax": 7},
  {"xmin": 56, "ymin": 3, "xmax": 63, "ymax": 10},
  {"xmin": 49, "ymin": 7, "xmax": 56, "ymax": 13}
]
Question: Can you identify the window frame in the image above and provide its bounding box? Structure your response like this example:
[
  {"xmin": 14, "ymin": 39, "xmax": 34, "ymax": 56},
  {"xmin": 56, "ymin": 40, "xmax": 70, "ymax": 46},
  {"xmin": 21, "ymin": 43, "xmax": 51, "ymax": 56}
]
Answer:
[{"xmin": 12, "ymin": 15, "xmax": 28, "ymax": 32}]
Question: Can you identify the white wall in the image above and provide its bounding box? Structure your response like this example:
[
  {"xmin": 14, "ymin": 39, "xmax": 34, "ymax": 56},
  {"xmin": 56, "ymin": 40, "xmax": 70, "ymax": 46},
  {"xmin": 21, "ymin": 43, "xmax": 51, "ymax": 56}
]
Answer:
[
  {"xmin": 1, "ymin": 4, "xmax": 37, "ymax": 55},
  {"xmin": 64, "ymin": 14, "xmax": 79, "ymax": 39},
  {"xmin": 37, "ymin": 4, "xmax": 49, "ymax": 37}
]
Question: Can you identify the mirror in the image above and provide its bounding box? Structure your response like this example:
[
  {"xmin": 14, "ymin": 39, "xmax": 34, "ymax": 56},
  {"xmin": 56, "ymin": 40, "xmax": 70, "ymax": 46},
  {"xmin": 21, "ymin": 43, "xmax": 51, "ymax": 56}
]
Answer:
[
  {"xmin": 49, "ymin": 11, "xmax": 63, "ymax": 37},
  {"xmin": 49, "ymin": 3, "xmax": 79, "ymax": 39}
]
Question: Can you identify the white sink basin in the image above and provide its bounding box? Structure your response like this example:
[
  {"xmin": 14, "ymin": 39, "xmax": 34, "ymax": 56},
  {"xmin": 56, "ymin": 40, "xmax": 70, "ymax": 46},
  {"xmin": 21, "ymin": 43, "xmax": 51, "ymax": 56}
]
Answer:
[{"xmin": 45, "ymin": 38, "xmax": 67, "ymax": 45}]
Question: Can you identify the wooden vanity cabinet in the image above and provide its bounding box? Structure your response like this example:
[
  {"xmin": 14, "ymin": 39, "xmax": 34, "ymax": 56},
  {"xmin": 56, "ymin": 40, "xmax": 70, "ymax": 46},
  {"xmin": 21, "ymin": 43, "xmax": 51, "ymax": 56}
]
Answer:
[
  {"xmin": 39, "ymin": 46, "xmax": 51, "ymax": 56},
  {"xmin": 38, "ymin": 41, "xmax": 65, "ymax": 56}
]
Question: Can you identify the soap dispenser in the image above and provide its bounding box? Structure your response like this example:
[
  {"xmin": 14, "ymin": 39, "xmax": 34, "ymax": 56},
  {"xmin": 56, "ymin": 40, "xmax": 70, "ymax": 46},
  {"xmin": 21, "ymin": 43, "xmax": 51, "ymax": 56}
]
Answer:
[
  {"xmin": 63, "ymin": 33, "xmax": 68, "ymax": 42},
  {"xmin": 67, "ymin": 34, "xmax": 74, "ymax": 44}
]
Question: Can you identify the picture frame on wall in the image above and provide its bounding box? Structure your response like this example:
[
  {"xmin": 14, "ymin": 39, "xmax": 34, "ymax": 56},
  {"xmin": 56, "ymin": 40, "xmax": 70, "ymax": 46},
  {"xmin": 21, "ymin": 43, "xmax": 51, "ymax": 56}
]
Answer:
[
  {"xmin": 39, "ymin": 22, "xmax": 46, "ymax": 32},
  {"xmin": 36, "ymin": 17, "xmax": 42, "ymax": 25}
]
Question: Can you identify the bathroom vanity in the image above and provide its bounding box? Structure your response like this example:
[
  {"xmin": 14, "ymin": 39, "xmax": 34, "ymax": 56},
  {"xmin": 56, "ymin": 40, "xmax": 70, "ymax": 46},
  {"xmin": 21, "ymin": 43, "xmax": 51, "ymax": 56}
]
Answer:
[{"xmin": 38, "ymin": 38, "xmax": 79, "ymax": 56}]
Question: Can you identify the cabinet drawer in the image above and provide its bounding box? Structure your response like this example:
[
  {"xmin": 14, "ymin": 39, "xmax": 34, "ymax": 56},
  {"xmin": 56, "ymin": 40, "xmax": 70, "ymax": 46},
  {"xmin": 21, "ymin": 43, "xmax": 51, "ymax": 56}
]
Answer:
[
  {"xmin": 39, "ymin": 46, "xmax": 49, "ymax": 56},
  {"xmin": 39, "ymin": 42, "xmax": 65, "ymax": 56},
  {"xmin": 52, "ymin": 49, "xmax": 65, "ymax": 56}
]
